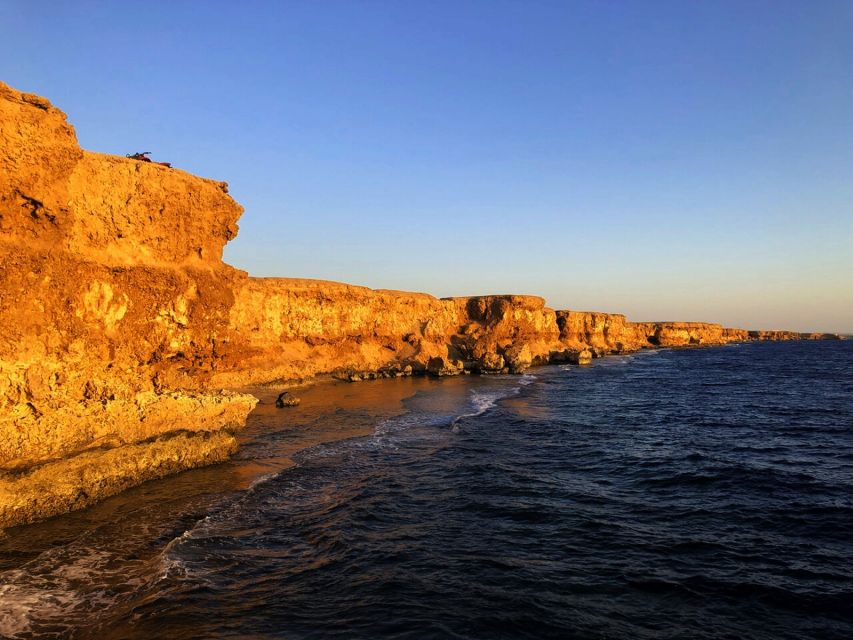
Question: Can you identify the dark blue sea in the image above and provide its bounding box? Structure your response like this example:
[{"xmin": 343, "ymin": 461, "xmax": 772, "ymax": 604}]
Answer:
[{"xmin": 1, "ymin": 341, "xmax": 852, "ymax": 639}]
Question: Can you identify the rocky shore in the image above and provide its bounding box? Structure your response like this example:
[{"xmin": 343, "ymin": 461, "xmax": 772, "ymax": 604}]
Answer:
[{"xmin": 0, "ymin": 81, "xmax": 842, "ymax": 530}]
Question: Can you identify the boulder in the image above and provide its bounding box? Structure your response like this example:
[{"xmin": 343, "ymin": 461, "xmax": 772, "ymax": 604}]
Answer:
[
  {"xmin": 550, "ymin": 348, "xmax": 593, "ymax": 365},
  {"xmin": 575, "ymin": 349, "xmax": 593, "ymax": 365},
  {"xmin": 477, "ymin": 351, "xmax": 505, "ymax": 372},
  {"xmin": 426, "ymin": 356, "xmax": 465, "ymax": 377},
  {"xmin": 332, "ymin": 369, "xmax": 360, "ymax": 382},
  {"xmin": 502, "ymin": 343, "xmax": 532, "ymax": 373},
  {"xmin": 275, "ymin": 391, "xmax": 301, "ymax": 408}
]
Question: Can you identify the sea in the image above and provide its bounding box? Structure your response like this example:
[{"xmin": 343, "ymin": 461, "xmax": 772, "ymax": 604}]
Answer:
[{"xmin": 0, "ymin": 340, "xmax": 851, "ymax": 639}]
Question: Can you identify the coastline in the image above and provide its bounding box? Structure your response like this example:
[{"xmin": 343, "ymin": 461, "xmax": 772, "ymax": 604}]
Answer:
[
  {"xmin": 0, "ymin": 371, "xmax": 528, "ymax": 637},
  {"xmin": 0, "ymin": 374, "xmax": 490, "ymax": 552},
  {"xmin": 0, "ymin": 340, "xmax": 782, "ymax": 542},
  {"xmin": 2, "ymin": 340, "xmax": 848, "ymax": 638},
  {"xmin": 0, "ymin": 79, "xmax": 843, "ymax": 530}
]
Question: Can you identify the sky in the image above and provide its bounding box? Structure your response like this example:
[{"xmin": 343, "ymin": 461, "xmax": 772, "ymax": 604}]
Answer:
[{"xmin": 2, "ymin": 1, "xmax": 851, "ymax": 333}]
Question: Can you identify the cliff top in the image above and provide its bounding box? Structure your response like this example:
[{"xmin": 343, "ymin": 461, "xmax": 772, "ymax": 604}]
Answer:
[{"xmin": 0, "ymin": 81, "xmax": 243, "ymax": 268}]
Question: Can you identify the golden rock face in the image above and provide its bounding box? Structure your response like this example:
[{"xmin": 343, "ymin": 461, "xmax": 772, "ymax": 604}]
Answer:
[
  {"xmin": 0, "ymin": 81, "xmax": 257, "ymax": 528},
  {"xmin": 0, "ymin": 81, "xmax": 831, "ymax": 530}
]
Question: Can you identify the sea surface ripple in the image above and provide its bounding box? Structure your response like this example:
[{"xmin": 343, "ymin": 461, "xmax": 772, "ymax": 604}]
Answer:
[{"xmin": 1, "ymin": 341, "xmax": 851, "ymax": 639}]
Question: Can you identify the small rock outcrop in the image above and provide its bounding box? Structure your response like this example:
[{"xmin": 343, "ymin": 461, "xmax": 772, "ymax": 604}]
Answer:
[
  {"xmin": 477, "ymin": 351, "xmax": 505, "ymax": 373},
  {"xmin": 275, "ymin": 392, "xmax": 301, "ymax": 408},
  {"xmin": 427, "ymin": 356, "xmax": 466, "ymax": 377},
  {"xmin": 551, "ymin": 348, "xmax": 593, "ymax": 365}
]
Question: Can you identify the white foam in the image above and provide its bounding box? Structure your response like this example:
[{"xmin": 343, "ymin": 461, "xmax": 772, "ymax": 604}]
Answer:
[
  {"xmin": 159, "ymin": 525, "xmax": 198, "ymax": 572},
  {"xmin": 451, "ymin": 380, "xmax": 530, "ymax": 430},
  {"xmin": 519, "ymin": 373, "xmax": 537, "ymax": 386},
  {"xmin": 247, "ymin": 471, "xmax": 283, "ymax": 491},
  {"xmin": 0, "ymin": 546, "xmax": 141, "ymax": 638}
]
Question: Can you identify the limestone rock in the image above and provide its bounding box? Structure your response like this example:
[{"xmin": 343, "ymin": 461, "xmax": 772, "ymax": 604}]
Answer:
[
  {"xmin": 503, "ymin": 344, "xmax": 533, "ymax": 374},
  {"xmin": 0, "ymin": 81, "xmax": 257, "ymax": 529},
  {"xmin": 0, "ymin": 80, "xmax": 813, "ymax": 530},
  {"xmin": 426, "ymin": 356, "xmax": 465, "ymax": 377},
  {"xmin": 477, "ymin": 351, "xmax": 505, "ymax": 372},
  {"xmin": 550, "ymin": 348, "xmax": 593, "ymax": 365},
  {"xmin": 0, "ymin": 430, "xmax": 238, "ymax": 529},
  {"xmin": 275, "ymin": 392, "xmax": 301, "ymax": 408}
]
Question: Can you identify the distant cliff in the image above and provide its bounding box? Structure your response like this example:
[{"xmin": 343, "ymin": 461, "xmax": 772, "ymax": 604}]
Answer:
[{"xmin": 0, "ymin": 81, "xmax": 840, "ymax": 530}]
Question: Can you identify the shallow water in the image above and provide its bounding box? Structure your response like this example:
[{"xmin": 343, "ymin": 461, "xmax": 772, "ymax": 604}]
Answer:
[{"xmin": 1, "ymin": 341, "xmax": 852, "ymax": 639}]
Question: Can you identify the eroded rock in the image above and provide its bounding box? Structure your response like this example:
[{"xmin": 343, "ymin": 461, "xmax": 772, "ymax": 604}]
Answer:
[
  {"xmin": 426, "ymin": 356, "xmax": 465, "ymax": 377},
  {"xmin": 550, "ymin": 348, "xmax": 593, "ymax": 365},
  {"xmin": 503, "ymin": 343, "xmax": 533, "ymax": 374},
  {"xmin": 477, "ymin": 351, "xmax": 505, "ymax": 372},
  {"xmin": 275, "ymin": 392, "xmax": 301, "ymax": 408},
  {"xmin": 0, "ymin": 80, "xmax": 818, "ymax": 530}
]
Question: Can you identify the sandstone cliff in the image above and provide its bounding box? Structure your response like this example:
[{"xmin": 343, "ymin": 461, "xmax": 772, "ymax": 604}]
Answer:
[
  {"xmin": 0, "ymin": 82, "xmax": 257, "ymax": 528},
  {"xmin": 0, "ymin": 81, "xmax": 839, "ymax": 530},
  {"xmin": 217, "ymin": 284, "xmax": 559, "ymax": 384}
]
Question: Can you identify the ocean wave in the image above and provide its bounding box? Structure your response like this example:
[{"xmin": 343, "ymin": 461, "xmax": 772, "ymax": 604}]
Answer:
[
  {"xmin": 0, "ymin": 543, "xmax": 155, "ymax": 638},
  {"xmin": 247, "ymin": 470, "xmax": 285, "ymax": 491},
  {"xmin": 519, "ymin": 373, "xmax": 537, "ymax": 385},
  {"xmin": 0, "ymin": 575, "xmax": 79, "ymax": 638},
  {"xmin": 451, "ymin": 380, "xmax": 531, "ymax": 431},
  {"xmin": 2, "ymin": 341, "xmax": 850, "ymax": 639}
]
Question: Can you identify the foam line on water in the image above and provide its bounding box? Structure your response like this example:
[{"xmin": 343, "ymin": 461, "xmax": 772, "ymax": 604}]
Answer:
[
  {"xmin": 451, "ymin": 375, "xmax": 536, "ymax": 431},
  {"xmin": 0, "ymin": 543, "xmax": 153, "ymax": 638}
]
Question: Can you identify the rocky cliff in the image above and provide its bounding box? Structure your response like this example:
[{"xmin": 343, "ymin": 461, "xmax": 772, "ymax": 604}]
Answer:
[
  {"xmin": 0, "ymin": 81, "xmax": 840, "ymax": 530},
  {"xmin": 218, "ymin": 284, "xmax": 559, "ymax": 384},
  {"xmin": 0, "ymin": 82, "xmax": 257, "ymax": 528}
]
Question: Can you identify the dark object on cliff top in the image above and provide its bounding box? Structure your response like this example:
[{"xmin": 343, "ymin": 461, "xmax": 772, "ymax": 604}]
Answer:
[
  {"xmin": 126, "ymin": 151, "xmax": 172, "ymax": 168},
  {"xmin": 275, "ymin": 392, "xmax": 301, "ymax": 408}
]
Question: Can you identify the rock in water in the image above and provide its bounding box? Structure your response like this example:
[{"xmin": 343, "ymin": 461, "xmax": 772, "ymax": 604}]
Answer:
[{"xmin": 275, "ymin": 392, "xmax": 301, "ymax": 408}]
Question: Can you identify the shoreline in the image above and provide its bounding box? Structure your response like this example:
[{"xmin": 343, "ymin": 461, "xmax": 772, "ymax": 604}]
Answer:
[
  {"xmin": 0, "ymin": 339, "xmax": 782, "ymax": 539},
  {"xmin": 0, "ymin": 79, "xmax": 844, "ymax": 530},
  {"xmin": 0, "ymin": 376, "xmax": 490, "ymax": 570},
  {"xmin": 1, "ymin": 340, "xmax": 847, "ymax": 637},
  {"xmin": 0, "ymin": 339, "xmax": 841, "ymax": 573},
  {"xmin": 0, "ymin": 338, "xmax": 825, "ymax": 546}
]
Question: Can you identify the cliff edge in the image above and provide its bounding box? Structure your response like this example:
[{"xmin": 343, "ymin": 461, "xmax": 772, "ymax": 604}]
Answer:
[
  {"xmin": 0, "ymin": 82, "xmax": 257, "ymax": 528},
  {"xmin": 0, "ymin": 82, "xmax": 840, "ymax": 530}
]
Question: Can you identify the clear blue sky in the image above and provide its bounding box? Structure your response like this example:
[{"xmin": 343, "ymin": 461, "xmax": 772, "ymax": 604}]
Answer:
[{"xmin": 2, "ymin": 1, "xmax": 851, "ymax": 332}]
